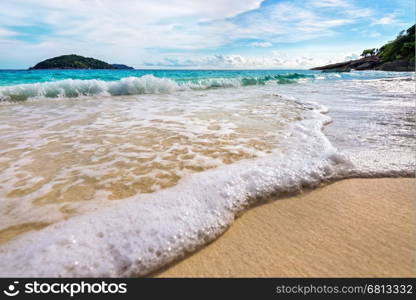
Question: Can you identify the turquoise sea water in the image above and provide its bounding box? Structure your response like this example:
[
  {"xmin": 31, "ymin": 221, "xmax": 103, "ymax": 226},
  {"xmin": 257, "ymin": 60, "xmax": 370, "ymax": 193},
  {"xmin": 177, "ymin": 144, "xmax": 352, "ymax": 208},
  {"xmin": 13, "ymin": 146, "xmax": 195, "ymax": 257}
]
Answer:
[
  {"xmin": 0, "ymin": 69, "xmax": 317, "ymax": 85},
  {"xmin": 0, "ymin": 69, "xmax": 413, "ymax": 101},
  {"xmin": 0, "ymin": 68, "xmax": 413, "ymax": 86}
]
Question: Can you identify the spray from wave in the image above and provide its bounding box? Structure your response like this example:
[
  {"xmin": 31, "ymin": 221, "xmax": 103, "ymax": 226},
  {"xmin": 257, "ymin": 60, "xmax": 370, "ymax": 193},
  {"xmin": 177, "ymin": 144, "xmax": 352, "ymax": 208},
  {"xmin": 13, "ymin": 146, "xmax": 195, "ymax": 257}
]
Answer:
[{"xmin": 0, "ymin": 73, "xmax": 314, "ymax": 101}]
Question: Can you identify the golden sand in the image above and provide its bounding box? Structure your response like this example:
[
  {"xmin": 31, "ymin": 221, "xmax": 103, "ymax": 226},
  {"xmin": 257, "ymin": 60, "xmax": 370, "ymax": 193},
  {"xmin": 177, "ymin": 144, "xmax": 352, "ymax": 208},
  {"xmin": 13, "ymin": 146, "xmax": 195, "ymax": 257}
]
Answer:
[{"xmin": 156, "ymin": 178, "xmax": 415, "ymax": 277}]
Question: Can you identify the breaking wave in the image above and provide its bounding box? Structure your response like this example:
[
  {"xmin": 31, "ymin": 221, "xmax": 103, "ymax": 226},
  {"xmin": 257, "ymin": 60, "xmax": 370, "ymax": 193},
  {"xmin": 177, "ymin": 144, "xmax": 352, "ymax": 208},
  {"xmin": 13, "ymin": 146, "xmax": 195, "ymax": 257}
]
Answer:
[{"xmin": 0, "ymin": 73, "xmax": 314, "ymax": 101}]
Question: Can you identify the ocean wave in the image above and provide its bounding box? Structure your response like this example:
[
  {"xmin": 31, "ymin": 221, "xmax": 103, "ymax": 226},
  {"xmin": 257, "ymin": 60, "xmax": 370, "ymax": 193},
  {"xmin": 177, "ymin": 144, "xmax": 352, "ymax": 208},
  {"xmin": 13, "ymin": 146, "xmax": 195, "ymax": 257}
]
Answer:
[
  {"xmin": 0, "ymin": 73, "xmax": 314, "ymax": 101},
  {"xmin": 0, "ymin": 103, "xmax": 353, "ymax": 277}
]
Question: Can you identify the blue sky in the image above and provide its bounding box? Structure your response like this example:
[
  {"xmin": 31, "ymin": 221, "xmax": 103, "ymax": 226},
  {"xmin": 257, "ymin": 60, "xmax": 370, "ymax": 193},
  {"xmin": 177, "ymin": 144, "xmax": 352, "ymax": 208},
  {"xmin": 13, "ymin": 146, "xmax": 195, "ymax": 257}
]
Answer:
[{"xmin": 0, "ymin": 0, "xmax": 414, "ymax": 69}]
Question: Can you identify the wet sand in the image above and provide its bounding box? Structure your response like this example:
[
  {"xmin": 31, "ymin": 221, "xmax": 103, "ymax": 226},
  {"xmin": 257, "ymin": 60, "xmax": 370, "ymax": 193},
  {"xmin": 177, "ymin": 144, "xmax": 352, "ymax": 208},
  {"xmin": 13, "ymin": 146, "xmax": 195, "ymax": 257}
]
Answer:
[{"xmin": 157, "ymin": 178, "xmax": 415, "ymax": 277}]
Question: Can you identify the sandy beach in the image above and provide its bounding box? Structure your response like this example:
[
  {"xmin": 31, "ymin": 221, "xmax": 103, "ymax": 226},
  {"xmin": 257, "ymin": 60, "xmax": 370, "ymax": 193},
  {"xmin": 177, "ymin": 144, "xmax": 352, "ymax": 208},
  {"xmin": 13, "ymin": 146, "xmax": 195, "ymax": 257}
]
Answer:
[{"xmin": 156, "ymin": 178, "xmax": 415, "ymax": 277}]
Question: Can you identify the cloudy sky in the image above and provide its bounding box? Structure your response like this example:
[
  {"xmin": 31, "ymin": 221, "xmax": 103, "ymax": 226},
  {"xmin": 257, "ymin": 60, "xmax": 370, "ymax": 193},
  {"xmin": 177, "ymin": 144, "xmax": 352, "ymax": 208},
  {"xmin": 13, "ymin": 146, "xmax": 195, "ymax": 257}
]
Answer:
[{"xmin": 0, "ymin": 0, "xmax": 414, "ymax": 69}]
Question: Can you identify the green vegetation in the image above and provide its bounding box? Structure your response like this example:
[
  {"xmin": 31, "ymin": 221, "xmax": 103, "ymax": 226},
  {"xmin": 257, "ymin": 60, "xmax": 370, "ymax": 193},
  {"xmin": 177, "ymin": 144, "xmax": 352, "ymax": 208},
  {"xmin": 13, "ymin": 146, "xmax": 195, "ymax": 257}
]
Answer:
[
  {"xmin": 312, "ymin": 25, "xmax": 415, "ymax": 71},
  {"xmin": 361, "ymin": 48, "xmax": 376, "ymax": 57},
  {"xmin": 377, "ymin": 25, "xmax": 415, "ymax": 63},
  {"xmin": 29, "ymin": 54, "xmax": 115, "ymax": 69}
]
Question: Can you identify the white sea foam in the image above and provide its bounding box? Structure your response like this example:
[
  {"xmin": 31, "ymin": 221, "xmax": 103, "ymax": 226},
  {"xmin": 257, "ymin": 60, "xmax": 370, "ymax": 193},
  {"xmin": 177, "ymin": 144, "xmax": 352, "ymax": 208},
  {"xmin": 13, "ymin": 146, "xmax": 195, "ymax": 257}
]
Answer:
[
  {"xmin": 351, "ymin": 76, "xmax": 416, "ymax": 95},
  {"xmin": 0, "ymin": 76, "xmax": 181, "ymax": 101},
  {"xmin": 0, "ymin": 101, "xmax": 355, "ymax": 277},
  {"xmin": 0, "ymin": 74, "xmax": 315, "ymax": 101},
  {"xmin": 0, "ymin": 88, "xmax": 305, "ymax": 229}
]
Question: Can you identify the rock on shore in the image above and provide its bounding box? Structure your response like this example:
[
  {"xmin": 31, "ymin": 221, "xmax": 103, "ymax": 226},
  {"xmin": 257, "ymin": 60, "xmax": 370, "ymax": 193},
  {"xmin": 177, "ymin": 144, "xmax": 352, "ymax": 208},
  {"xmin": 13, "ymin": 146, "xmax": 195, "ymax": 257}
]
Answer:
[
  {"xmin": 311, "ymin": 56, "xmax": 414, "ymax": 72},
  {"xmin": 311, "ymin": 25, "xmax": 415, "ymax": 72}
]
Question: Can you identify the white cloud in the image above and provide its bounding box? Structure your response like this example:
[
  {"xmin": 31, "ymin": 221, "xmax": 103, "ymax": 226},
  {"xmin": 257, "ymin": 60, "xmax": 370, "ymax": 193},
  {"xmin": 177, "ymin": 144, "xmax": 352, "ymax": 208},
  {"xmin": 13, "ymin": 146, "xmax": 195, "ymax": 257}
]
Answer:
[
  {"xmin": 0, "ymin": 28, "xmax": 16, "ymax": 38},
  {"xmin": 311, "ymin": 0, "xmax": 350, "ymax": 8},
  {"xmin": 250, "ymin": 42, "xmax": 272, "ymax": 47},
  {"xmin": 221, "ymin": 1, "xmax": 365, "ymax": 44},
  {"xmin": 371, "ymin": 14, "xmax": 399, "ymax": 25},
  {"xmin": 144, "ymin": 54, "xmax": 287, "ymax": 69},
  {"xmin": 344, "ymin": 53, "xmax": 359, "ymax": 60},
  {"xmin": 144, "ymin": 50, "xmax": 359, "ymax": 69},
  {"xmin": 369, "ymin": 32, "xmax": 382, "ymax": 38},
  {"xmin": 0, "ymin": 0, "xmax": 262, "ymax": 48},
  {"xmin": 0, "ymin": 0, "xmax": 378, "ymax": 68}
]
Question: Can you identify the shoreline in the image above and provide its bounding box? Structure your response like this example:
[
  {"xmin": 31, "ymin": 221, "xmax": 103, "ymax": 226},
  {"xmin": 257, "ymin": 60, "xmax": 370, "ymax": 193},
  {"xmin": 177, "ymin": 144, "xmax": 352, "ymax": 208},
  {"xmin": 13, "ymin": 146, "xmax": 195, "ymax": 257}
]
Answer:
[{"xmin": 156, "ymin": 178, "xmax": 415, "ymax": 277}]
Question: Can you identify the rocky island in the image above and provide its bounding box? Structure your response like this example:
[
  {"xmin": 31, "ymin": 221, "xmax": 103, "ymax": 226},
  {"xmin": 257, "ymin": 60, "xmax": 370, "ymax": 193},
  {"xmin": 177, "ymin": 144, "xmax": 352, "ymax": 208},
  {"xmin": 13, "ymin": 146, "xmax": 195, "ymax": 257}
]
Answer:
[
  {"xmin": 29, "ymin": 54, "xmax": 134, "ymax": 70},
  {"xmin": 111, "ymin": 64, "xmax": 134, "ymax": 70},
  {"xmin": 312, "ymin": 25, "xmax": 415, "ymax": 72}
]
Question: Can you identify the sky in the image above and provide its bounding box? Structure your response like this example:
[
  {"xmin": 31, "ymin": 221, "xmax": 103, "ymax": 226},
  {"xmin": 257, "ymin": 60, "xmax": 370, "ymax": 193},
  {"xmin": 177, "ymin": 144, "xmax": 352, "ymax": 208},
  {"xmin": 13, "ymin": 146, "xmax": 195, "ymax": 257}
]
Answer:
[{"xmin": 0, "ymin": 0, "xmax": 414, "ymax": 69}]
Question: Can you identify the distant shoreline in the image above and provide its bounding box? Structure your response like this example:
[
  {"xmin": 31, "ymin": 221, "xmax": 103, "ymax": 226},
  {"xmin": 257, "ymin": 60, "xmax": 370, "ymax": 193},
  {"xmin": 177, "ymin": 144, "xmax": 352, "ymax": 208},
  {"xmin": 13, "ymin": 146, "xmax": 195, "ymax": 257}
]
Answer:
[
  {"xmin": 312, "ymin": 25, "xmax": 415, "ymax": 72},
  {"xmin": 1, "ymin": 68, "xmax": 415, "ymax": 72},
  {"xmin": 311, "ymin": 56, "xmax": 415, "ymax": 72}
]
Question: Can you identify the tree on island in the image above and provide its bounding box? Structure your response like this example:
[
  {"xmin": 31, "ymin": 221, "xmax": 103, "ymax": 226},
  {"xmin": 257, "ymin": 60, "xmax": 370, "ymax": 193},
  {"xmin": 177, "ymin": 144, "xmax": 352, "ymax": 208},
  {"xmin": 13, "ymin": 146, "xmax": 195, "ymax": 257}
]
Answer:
[
  {"xmin": 378, "ymin": 25, "xmax": 415, "ymax": 62},
  {"xmin": 311, "ymin": 24, "xmax": 415, "ymax": 71},
  {"xmin": 360, "ymin": 48, "xmax": 376, "ymax": 57},
  {"xmin": 29, "ymin": 54, "xmax": 114, "ymax": 69},
  {"xmin": 29, "ymin": 54, "xmax": 134, "ymax": 70}
]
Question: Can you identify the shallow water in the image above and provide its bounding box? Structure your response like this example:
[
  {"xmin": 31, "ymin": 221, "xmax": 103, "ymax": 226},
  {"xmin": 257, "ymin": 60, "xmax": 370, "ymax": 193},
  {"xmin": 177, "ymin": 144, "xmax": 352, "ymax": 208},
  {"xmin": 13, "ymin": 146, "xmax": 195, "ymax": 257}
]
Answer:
[
  {"xmin": 0, "ymin": 88, "xmax": 306, "ymax": 231},
  {"xmin": 0, "ymin": 69, "xmax": 414, "ymax": 276},
  {"xmin": 275, "ymin": 76, "xmax": 415, "ymax": 174}
]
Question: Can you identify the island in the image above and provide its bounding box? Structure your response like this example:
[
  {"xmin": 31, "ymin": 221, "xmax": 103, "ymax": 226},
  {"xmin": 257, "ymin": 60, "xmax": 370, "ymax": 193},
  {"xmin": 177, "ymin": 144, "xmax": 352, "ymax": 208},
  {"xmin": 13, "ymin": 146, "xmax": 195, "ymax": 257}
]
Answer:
[
  {"xmin": 111, "ymin": 64, "xmax": 134, "ymax": 70},
  {"xmin": 311, "ymin": 25, "xmax": 415, "ymax": 72},
  {"xmin": 29, "ymin": 54, "xmax": 134, "ymax": 70}
]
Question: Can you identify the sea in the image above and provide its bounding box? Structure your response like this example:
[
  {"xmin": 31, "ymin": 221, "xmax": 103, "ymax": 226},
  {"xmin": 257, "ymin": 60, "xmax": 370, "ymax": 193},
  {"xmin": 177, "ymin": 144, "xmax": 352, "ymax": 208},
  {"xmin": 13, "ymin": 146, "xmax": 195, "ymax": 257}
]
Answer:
[{"xmin": 0, "ymin": 69, "xmax": 414, "ymax": 276}]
